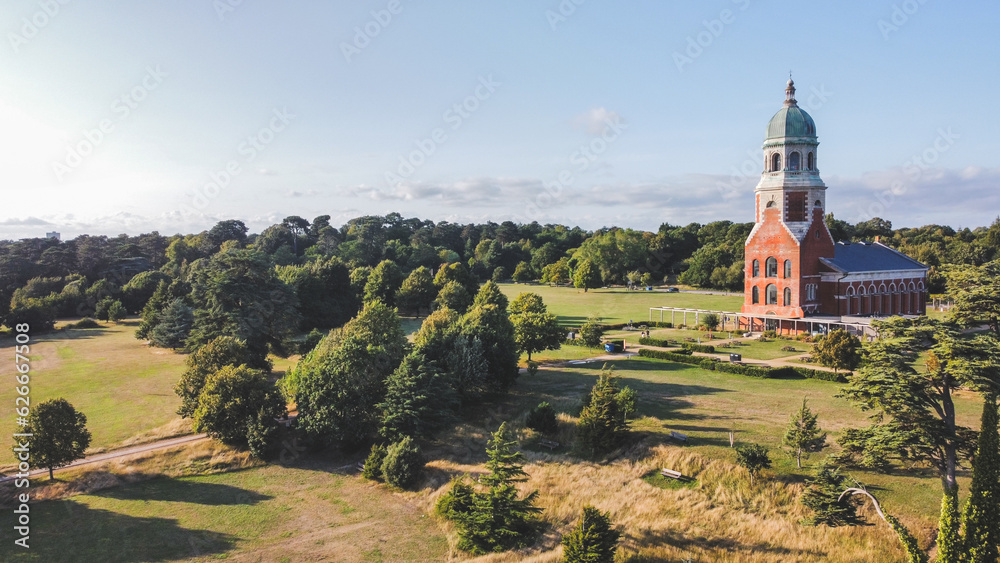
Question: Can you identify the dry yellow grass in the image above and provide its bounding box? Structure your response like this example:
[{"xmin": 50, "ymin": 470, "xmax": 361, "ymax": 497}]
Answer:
[{"xmin": 414, "ymin": 443, "xmax": 912, "ymax": 562}]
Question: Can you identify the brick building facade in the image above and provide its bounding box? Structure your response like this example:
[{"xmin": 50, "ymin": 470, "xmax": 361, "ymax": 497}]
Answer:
[{"xmin": 742, "ymin": 80, "xmax": 928, "ymax": 320}]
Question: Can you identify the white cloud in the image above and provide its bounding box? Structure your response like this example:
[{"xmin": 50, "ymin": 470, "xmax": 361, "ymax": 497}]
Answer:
[{"xmin": 573, "ymin": 107, "xmax": 625, "ymax": 136}]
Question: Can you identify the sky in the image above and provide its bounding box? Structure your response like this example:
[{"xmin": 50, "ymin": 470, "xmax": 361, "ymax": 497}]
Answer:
[{"xmin": 2, "ymin": 0, "xmax": 999, "ymax": 239}]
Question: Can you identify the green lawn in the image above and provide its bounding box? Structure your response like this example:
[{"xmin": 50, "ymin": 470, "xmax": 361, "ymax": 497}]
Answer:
[
  {"xmin": 498, "ymin": 283, "xmax": 743, "ymax": 327},
  {"xmin": 506, "ymin": 356, "xmax": 983, "ymax": 527},
  {"xmin": 0, "ymin": 462, "xmax": 448, "ymax": 562},
  {"xmin": 0, "ymin": 320, "xmax": 188, "ymax": 455}
]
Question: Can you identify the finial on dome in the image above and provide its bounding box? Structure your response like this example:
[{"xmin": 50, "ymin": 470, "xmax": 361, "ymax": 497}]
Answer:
[{"xmin": 784, "ymin": 74, "xmax": 797, "ymax": 107}]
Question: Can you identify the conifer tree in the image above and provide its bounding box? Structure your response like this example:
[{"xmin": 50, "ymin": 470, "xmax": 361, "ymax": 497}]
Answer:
[
  {"xmin": 561, "ymin": 505, "xmax": 621, "ymax": 563},
  {"xmin": 148, "ymin": 298, "xmax": 193, "ymax": 349},
  {"xmin": 782, "ymin": 398, "xmax": 828, "ymax": 468},
  {"xmin": 800, "ymin": 461, "xmax": 861, "ymax": 526},
  {"xmin": 961, "ymin": 393, "xmax": 1000, "ymax": 562},
  {"xmin": 577, "ymin": 368, "xmax": 629, "ymax": 457},
  {"xmin": 377, "ymin": 352, "xmax": 458, "ymax": 442},
  {"xmin": 936, "ymin": 485, "xmax": 961, "ymax": 563},
  {"xmin": 452, "ymin": 422, "xmax": 542, "ymax": 554}
]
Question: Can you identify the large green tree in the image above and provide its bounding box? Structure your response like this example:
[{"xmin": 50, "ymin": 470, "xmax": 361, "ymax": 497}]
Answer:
[
  {"xmin": 458, "ymin": 287, "xmax": 518, "ymax": 394},
  {"xmin": 395, "ymin": 266, "xmax": 436, "ymax": 313},
  {"xmin": 961, "ymin": 393, "xmax": 1000, "ymax": 562},
  {"xmin": 192, "ymin": 365, "xmax": 286, "ymax": 449},
  {"xmin": 20, "ymin": 398, "xmax": 91, "ymax": 480},
  {"xmin": 811, "ymin": 329, "xmax": 862, "ymax": 373},
  {"xmin": 838, "ymin": 318, "xmax": 996, "ymax": 491},
  {"xmin": 377, "ymin": 352, "xmax": 458, "ymax": 442},
  {"xmin": 186, "ymin": 246, "xmax": 300, "ymax": 363},
  {"xmin": 364, "ymin": 259, "xmax": 404, "ymax": 306},
  {"xmin": 293, "ymin": 302, "xmax": 407, "ymax": 447},
  {"xmin": 175, "ymin": 336, "xmax": 269, "ymax": 418},
  {"xmin": 509, "ymin": 292, "xmax": 563, "ymax": 361},
  {"xmin": 573, "ymin": 260, "xmax": 602, "ymax": 292},
  {"xmin": 946, "ymin": 259, "xmax": 1000, "ymax": 337}
]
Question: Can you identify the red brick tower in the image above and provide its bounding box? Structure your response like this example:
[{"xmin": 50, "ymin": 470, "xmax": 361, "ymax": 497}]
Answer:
[{"xmin": 743, "ymin": 79, "xmax": 835, "ymax": 318}]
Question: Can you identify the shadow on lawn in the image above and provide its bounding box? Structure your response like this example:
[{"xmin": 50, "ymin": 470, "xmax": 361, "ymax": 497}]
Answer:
[
  {"xmin": 95, "ymin": 476, "xmax": 272, "ymax": 506},
  {"xmin": 629, "ymin": 526, "xmax": 826, "ymax": 560},
  {"xmin": 0, "ymin": 499, "xmax": 236, "ymax": 562}
]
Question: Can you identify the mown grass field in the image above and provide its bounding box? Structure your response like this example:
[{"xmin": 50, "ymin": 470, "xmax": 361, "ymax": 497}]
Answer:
[
  {"xmin": 0, "ymin": 320, "xmax": 188, "ymax": 456},
  {"xmin": 0, "ymin": 461, "xmax": 448, "ymax": 563},
  {"xmin": 498, "ymin": 283, "xmax": 744, "ymax": 327}
]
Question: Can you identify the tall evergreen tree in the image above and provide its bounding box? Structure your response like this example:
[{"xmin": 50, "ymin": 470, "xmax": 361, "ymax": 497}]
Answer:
[
  {"xmin": 377, "ymin": 352, "xmax": 458, "ymax": 442},
  {"xmin": 961, "ymin": 393, "xmax": 1000, "ymax": 562},
  {"xmin": 148, "ymin": 298, "xmax": 193, "ymax": 349},
  {"xmin": 937, "ymin": 485, "xmax": 961, "ymax": 563},
  {"xmin": 782, "ymin": 398, "xmax": 828, "ymax": 468},
  {"xmin": 561, "ymin": 505, "xmax": 621, "ymax": 563},
  {"xmin": 576, "ymin": 368, "xmax": 629, "ymax": 457},
  {"xmin": 452, "ymin": 422, "xmax": 542, "ymax": 554}
]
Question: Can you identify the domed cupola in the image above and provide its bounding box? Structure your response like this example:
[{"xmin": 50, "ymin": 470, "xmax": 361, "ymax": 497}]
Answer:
[{"xmin": 765, "ymin": 79, "xmax": 817, "ymax": 141}]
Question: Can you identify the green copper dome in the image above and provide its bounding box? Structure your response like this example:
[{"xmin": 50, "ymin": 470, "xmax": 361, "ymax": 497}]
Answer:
[
  {"xmin": 766, "ymin": 106, "xmax": 816, "ymax": 139},
  {"xmin": 765, "ymin": 79, "xmax": 817, "ymax": 140}
]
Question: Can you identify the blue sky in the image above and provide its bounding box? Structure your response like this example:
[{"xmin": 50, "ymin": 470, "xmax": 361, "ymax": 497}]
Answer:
[{"xmin": 2, "ymin": 0, "xmax": 999, "ymax": 238}]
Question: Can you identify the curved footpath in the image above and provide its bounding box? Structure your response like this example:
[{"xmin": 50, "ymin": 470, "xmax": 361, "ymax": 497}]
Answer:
[{"xmin": 0, "ymin": 433, "xmax": 209, "ymax": 483}]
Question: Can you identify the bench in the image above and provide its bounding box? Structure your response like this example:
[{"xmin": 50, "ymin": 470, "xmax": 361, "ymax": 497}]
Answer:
[
  {"xmin": 660, "ymin": 468, "xmax": 686, "ymax": 480},
  {"xmin": 356, "ymin": 461, "xmax": 365, "ymax": 472},
  {"xmin": 538, "ymin": 439, "xmax": 560, "ymax": 451},
  {"xmin": 669, "ymin": 431, "xmax": 689, "ymax": 443}
]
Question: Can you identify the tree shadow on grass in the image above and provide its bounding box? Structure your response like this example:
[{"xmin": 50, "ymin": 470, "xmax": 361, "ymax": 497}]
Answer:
[
  {"xmin": 94, "ymin": 475, "xmax": 271, "ymax": 506},
  {"xmin": 0, "ymin": 499, "xmax": 236, "ymax": 562},
  {"xmin": 629, "ymin": 527, "xmax": 826, "ymax": 560}
]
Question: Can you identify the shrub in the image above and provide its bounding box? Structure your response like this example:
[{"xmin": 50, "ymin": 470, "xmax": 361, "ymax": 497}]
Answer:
[
  {"xmin": 763, "ymin": 330, "xmax": 777, "ymax": 338},
  {"xmin": 435, "ymin": 478, "xmax": 475, "ymax": 519},
  {"xmin": 526, "ymin": 402, "xmax": 558, "ymax": 435},
  {"xmin": 362, "ymin": 443, "xmax": 387, "ymax": 481},
  {"xmin": 381, "ymin": 436, "xmax": 422, "ymax": 489},
  {"xmin": 735, "ymin": 443, "xmax": 771, "ymax": 486},
  {"xmin": 526, "ymin": 360, "xmax": 539, "ymax": 376},
  {"xmin": 65, "ymin": 318, "xmax": 102, "ymax": 329},
  {"xmin": 579, "ymin": 316, "xmax": 605, "ymax": 348},
  {"xmin": 681, "ymin": 342, "xmax": 716, "ymax": 353},
  {"xmin": 637, "ymin": 336, "xmax": 676, "ymax": 347},
  {"xmin": 801, "ymin": 461, "xmax": 862, "ymax": 526}
]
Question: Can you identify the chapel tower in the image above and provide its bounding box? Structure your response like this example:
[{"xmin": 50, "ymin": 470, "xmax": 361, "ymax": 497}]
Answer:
[{"xmin": 742, "ymin": 79, "xmax": 835, "ymax": 318}]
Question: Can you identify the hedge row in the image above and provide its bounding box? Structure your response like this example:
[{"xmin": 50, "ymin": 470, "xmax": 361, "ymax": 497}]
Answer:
[
  {"xmin": 681, "ymin": 342, "xmax": 716, "ymax": 354},
  {"xmin": 603, "ymin": 321, "xmax": 674, "ymax": 330},
  {"xmin": 637, "ymin": 337, "xmax": 678, "ymax": 348},
  {"xmin": 638, "ymin": 348, "xmax": 846, "ymax": 382},
  {"xmin": 563, "ymin": 339, "xmax": 603, "ymax": 349}
]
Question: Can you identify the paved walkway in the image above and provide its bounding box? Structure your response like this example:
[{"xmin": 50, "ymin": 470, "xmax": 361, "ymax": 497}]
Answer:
[{"xmin": 1, "ymin": 433, "xmax": 209, "ymax": 483}]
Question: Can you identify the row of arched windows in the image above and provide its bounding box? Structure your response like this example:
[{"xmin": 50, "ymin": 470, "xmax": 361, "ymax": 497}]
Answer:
[
  {"xmin": 845, "ymin": 280, "xmax": 925, "ymax": 296},
  {"xmin": 752, "ymin": 257, "xmax": 792, "ymax": 278},
  {"xmin": 766, "ymin": 151, "xmax": 815, "ymax": 172},
  {"xmin": 751, "ymin": 284, "xmax": 792, "ymax": 306}
]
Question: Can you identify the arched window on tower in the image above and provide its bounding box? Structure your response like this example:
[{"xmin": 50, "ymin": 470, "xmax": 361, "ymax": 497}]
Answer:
[
  {"xmin": 752, "ymin": 286, "xmax": 760, "ymax": 304},
  {"xmin": 788, "ymin": 152, "xmax": 800, "ymax": 171},
  {"xmin": 783, "ymin": 259, "xmax": 792, "ymax": 278},
  {"xmin": 752, "ymin": 259, "xmax": 759, "ymax": 277},
  {"xmin": 771, "ymin": 152, "xmax": 781, "ymax": 171},
  {"xmin": 765, "ymin": 257, "xmax": 777, "ymax": 277},
  {"xmin": 783, "ymin": 287, "xmax": 792, "ymax": 306},
  {"xmin": 807, "ymin": 152, "xmax": 815, "ymax": 170},
  {"xmin": 766, "ymin": 284, "xmax": 778, "ymax": 305}
]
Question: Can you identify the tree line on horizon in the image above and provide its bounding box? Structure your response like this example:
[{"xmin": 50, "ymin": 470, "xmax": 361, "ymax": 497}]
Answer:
[{"xmin": 1, "ymin": 212, "xmax": 998, "ymax": 334}]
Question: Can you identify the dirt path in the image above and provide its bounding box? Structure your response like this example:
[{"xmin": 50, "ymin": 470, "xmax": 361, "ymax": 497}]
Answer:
[{"xmin": 0, "ymin": 433, "xmax": 209, "ymax": 483}]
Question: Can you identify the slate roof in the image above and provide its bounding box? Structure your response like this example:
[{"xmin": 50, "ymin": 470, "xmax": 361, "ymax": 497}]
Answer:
[{"xmin": 819, "ymin": 241, "xmax": 928, "ymax": 273}]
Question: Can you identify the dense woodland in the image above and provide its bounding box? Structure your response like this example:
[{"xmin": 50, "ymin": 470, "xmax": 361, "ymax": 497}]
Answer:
[{"xmin": 2, "ymin": 212, "xmax": 999, "ymax": 338}]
